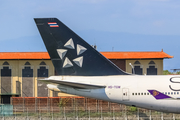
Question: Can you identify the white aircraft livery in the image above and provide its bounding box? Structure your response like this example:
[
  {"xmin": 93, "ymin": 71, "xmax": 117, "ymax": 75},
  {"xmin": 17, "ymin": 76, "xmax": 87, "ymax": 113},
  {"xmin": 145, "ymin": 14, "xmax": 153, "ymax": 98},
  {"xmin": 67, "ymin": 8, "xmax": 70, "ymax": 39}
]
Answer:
[{"xmin": 34, "ymin": 18, "xmax": 180, "ymax": 113}]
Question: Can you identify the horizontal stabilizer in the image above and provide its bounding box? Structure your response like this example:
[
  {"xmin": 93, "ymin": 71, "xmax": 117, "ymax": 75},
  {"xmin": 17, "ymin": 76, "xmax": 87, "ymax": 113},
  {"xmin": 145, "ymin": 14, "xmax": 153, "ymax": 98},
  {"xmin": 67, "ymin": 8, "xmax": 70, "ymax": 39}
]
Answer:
[{"xmin": 38, "ymin": 79, "xmax": 106, "ymax": 89}]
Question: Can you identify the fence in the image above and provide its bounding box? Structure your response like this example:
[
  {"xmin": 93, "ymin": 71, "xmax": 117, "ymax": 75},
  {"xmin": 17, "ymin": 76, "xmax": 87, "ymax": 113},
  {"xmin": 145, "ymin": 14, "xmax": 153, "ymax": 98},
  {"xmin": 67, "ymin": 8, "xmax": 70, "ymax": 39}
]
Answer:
[{"xmin": 2, "ymin": 97, "xmax": 178, "ymax": 119}]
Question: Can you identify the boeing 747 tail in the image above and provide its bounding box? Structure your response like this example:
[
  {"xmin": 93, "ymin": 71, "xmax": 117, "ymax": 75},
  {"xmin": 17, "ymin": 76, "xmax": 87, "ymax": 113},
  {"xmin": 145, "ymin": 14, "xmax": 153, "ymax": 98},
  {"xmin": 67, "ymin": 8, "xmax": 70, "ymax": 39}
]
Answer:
[{"xmin": 35, "ymin": 18, "xmax": 180, "ymax": 113}]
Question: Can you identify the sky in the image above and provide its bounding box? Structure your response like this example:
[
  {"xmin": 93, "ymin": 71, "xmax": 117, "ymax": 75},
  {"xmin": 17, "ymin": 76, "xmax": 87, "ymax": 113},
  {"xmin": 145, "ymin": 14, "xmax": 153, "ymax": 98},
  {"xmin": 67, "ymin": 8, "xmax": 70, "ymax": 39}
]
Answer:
[{"xmin": 0, "ymin": 0, "xmax": 180, "ymax": 71}]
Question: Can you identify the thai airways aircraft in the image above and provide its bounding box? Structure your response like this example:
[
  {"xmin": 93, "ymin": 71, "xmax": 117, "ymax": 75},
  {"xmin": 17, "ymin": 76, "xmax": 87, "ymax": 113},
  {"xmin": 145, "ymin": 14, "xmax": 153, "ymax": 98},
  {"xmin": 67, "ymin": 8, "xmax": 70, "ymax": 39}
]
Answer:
[{"xmin": 34, "ymin": 18, "xmax": 180, "ymax": 113}]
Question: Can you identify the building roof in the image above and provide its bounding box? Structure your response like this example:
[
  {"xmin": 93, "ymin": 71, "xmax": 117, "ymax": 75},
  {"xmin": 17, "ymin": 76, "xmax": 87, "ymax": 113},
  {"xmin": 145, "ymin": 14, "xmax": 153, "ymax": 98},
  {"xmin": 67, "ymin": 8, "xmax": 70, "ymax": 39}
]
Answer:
[
  {"xmin": 0, "ymin": 52, "xmax": 50, "ymax": 60},
  {"xmin": 0, "ymin": 51, "xmax": 173, "ymax": 60},
  {"xmin": 101, "ymin": 51, "xmax": 173, "ymax": 59}
]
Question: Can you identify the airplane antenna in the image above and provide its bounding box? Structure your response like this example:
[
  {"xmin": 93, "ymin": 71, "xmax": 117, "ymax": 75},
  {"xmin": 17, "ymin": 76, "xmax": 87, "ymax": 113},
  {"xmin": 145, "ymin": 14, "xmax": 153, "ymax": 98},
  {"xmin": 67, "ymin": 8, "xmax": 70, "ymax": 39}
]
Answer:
[
  {"xmin": 129, "ymin": 63, "xmax": 135, "ymax": 74},
  {"xmin": 91, "ymin": 44, "xmax": 97, "ymax": 50}
]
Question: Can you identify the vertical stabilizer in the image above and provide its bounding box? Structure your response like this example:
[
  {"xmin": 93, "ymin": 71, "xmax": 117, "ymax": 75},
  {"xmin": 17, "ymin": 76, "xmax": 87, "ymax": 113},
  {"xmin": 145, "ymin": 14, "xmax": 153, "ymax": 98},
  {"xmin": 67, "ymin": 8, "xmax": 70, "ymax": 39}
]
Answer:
[{"xmin": 34, "ymin": 18, "xmax": 129, "ymax": 76}]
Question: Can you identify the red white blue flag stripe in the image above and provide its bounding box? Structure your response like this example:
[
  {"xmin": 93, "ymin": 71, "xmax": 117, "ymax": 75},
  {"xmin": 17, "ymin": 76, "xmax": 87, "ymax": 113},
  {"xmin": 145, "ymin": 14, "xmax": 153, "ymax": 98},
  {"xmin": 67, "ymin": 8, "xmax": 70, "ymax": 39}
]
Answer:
[{"xmin": 48, "ymin": 22, "xmax": 59, "ymax": 27}]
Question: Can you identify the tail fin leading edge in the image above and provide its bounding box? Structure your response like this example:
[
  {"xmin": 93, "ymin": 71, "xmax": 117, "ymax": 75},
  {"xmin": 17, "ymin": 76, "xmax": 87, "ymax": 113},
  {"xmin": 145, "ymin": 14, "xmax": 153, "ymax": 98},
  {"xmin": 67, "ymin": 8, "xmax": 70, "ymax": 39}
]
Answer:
[{"xmin": 34, "ymin": 18, "xmax": 128, "ymax": 76}]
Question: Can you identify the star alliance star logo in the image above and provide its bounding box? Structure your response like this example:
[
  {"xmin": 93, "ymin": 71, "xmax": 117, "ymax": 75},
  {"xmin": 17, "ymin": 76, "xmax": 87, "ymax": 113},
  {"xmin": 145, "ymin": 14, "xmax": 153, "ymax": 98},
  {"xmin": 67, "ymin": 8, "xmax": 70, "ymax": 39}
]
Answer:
[{"xmin": 56, "ymin": 38, "xmax": 87, "ymax": 68}]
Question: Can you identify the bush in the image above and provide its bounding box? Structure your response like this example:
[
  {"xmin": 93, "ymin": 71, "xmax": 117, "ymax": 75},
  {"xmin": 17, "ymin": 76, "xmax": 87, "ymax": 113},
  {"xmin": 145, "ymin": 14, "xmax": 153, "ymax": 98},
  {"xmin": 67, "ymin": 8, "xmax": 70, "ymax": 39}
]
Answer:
[{"xmin": 130, "ymin": 106, "xmax": 137, "ymax": 112}]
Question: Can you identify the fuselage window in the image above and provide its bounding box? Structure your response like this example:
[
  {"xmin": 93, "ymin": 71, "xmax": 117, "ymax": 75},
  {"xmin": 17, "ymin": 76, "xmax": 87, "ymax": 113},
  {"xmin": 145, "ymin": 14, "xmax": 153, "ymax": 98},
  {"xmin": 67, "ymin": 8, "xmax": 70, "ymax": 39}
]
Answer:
[
  {"xmin": 174, "ymin": 92, "xmax": 176, "ymax": 95},
  {"xmin": 177, "ymin": 92, "xmax": 179, "ymax": 94},
  {"xmin": 171, "ymin": 92, "xmax": 173, "ymax": 95},
  {"xmin": 132, "ymin": 92, "xmax": 154, "ymax": 95},
  {"xmin": 165, "ymin": 92, "xmax": 167, "ymax": 95},
  {"xmin": 168, "ymin": 92, "xmax": 170, "ymax": 95}
]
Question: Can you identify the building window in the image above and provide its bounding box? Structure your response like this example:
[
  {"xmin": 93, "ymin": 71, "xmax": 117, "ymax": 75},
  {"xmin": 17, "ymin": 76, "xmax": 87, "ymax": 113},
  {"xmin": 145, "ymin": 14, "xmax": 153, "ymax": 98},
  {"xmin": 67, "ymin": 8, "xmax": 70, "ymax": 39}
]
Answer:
[
  {"xmin": 22, "ymin": 62, "xmax": 33, "ymax": 97},
  {"xmin": 147, "ymin": 61, "xmax": 157, "ymax": 75},
  {"xmin": 1, "ymin": 66, "xmax": 11, "ymax": 77},
  {"xmin": 22, "ymin": 67, "xmax": 33, "ymax": 77},
  {"xmin": 133, "ymin": 61, "xmax": 142, "ymax": 75},
  {"xmin": 3, "ymin": 61, "xmax": 9, "ymax": 65},
  {"xmin": 38, "ymin": 61, "xmax": 48, "ymax": 77},
  {"xmin": 37, "ymin": 61, "xmax": 49, "ymax": 97},
  {"xmin": 39, "ymin": 61, "xmax": 46, "ymax": 65},
  {"xmin": 149, "ymin": 61, "xmax": 155, "ymax": 64},
  {"xmin": 24, "ymin": 62, "xmax": 31, "ymax": 65},
  {"xmin": 134, "ymin": 61, "xmax": 140, "ymax": 64},
  {"xmin": 22, "ymin": 62, "xmax": 33, "ymax": 77},
  {"xmin": 1, "ymin": 62, "xmax": 12, "ymax": 95},
  {"xmin": 38, "ymin": 66, "xmax": 48, "ymax": 77},
  {"xmin": 2, "ymin": 61, "xmax": 11, "ymax": 76}
]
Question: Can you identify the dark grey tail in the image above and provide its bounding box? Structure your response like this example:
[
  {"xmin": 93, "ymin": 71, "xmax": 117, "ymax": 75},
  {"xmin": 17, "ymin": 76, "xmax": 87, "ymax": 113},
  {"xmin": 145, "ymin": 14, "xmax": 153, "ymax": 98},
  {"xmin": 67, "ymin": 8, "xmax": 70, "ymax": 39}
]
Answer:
[{"xmin": 34, "ymin": 18, "xmax": 129, "ymax": 76}]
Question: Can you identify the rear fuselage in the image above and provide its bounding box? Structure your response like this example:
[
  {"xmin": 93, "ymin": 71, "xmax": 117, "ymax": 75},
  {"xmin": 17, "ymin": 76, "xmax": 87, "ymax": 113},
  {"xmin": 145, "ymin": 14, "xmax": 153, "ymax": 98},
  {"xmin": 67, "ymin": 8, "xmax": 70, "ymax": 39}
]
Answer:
[{"xmin": 47, "ymin": 75, "xmax": 180, "ymax": 113}]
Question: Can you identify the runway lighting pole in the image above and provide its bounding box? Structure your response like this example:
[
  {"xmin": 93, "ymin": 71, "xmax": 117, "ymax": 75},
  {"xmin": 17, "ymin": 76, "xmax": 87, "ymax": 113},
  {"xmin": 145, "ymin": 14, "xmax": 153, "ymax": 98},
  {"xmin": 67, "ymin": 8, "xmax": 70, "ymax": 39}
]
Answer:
[
  {"xmin": 173, "ymin": 114, "xmax": 175, "ymax": 120},
  {"xmin": 15, "ymin": 108, "xmax": 16, "ymax": 120},
  {"xmin": 89, "ymin": 107, "xmax": 90, "ymax": 120},
  {"xmin": 27, "ymin": 108, "xmax": 28, "ymax": 120},
  {"xmin": 137, "ymin": 108, "xmax": 139, "ymax": 120},
  {"xmin": 161, "ymin": 112, "xmax": 163, "ymax": 120},
  {"xmin": 101, "ymin": 107, "xmax": 102, "ymax": 120},
  {"xmin": 113, "ymin": 107, "xmax": 115, "ymax": 120},
  {"xmin": 149, "ymin": 110, "xmax": 151, "ymax": 120},
  {"xmin": 64, "ymin": 107, "xmax": 66, "ymax": 119}
]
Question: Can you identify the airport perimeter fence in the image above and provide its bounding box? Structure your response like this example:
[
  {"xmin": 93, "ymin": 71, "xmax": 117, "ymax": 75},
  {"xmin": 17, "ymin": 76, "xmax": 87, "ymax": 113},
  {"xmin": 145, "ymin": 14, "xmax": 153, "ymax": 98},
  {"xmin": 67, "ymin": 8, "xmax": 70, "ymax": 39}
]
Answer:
[{"xmin": 0, "ymin": 97, "xmax": 178, "ymax": 120}]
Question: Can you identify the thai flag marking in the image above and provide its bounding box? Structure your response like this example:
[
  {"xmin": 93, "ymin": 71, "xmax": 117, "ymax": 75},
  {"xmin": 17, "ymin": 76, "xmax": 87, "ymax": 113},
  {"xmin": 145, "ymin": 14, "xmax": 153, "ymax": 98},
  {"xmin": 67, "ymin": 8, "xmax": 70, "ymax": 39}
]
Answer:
[{"xmin": 48, "ymin": 22, "xmax": 59, "ymax": 27}]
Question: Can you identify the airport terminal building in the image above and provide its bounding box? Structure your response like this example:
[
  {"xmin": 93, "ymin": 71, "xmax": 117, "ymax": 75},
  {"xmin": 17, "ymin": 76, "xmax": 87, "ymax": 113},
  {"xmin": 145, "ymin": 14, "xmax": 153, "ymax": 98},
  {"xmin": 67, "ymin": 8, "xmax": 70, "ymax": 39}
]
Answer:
[{"xmin": 0, "ymin": 50, "xmax": 172, "ymax": 104}]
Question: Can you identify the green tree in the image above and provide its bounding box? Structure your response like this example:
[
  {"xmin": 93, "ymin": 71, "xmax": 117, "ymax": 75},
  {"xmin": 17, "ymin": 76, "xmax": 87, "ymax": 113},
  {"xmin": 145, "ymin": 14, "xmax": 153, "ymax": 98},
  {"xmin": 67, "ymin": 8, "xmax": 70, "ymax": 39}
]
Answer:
[
  {"xmin": 163, "ymin": 70, "xmax": 171, "ymax": 75},
  {"xmin": 176, "ymin": 71, "xmax": 180, "ymax": 75}
]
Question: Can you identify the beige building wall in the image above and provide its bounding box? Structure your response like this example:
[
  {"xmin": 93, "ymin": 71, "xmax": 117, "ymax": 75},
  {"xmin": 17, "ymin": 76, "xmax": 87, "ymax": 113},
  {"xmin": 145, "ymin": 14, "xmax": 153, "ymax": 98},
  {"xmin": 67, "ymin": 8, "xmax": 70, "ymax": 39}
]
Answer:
[
  {"xmin": 126, "ymin": 59, "xmax": 163, "ymax": 75},
  {"xmin": 0, "ymin": 59, "xmax": 76, "ymax": 97},
  {"xmin": 0, "ymin": 58, "xmax": 164, "ymax": 98},
  {"xmin": 0, "ymin": 60, "xmax": 20, "ymax": 95}
]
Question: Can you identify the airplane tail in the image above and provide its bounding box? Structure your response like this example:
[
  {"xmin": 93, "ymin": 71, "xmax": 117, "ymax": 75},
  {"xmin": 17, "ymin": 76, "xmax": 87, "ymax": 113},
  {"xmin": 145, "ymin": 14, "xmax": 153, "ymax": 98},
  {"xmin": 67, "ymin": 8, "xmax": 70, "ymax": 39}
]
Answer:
[{"xmin": 34, "ymin": 18, "xmax": 129, "ymax": 76}]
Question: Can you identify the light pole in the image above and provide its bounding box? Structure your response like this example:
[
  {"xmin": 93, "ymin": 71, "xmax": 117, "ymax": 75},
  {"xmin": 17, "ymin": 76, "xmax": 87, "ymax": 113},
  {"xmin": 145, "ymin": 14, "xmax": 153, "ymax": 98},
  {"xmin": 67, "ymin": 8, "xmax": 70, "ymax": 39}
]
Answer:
[{"xmin": 129, "ymin": 63, "xmax": 135, "ymax": 74}]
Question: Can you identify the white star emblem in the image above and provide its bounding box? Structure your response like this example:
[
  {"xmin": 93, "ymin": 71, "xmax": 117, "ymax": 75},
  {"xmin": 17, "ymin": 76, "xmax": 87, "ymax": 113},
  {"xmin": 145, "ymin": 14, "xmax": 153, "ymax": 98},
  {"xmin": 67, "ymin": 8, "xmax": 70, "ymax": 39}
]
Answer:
[
  {"xmin": 57, "ymin": 49, "xmax": 67, "ymax": 59},
  {"xmin": 63, "ymin": 57, "xmax": 73, "ymax": 68},
  {"xmin": 77, "ymin": 44, "xmax": 87, "ymax": 55},
  {"xmin": 64, "ymin": 38, "xmax": 75, "ymax": 49},
  {"xmin": 73, "ymin": 56, "xmax": 83, "ymax": 67}
]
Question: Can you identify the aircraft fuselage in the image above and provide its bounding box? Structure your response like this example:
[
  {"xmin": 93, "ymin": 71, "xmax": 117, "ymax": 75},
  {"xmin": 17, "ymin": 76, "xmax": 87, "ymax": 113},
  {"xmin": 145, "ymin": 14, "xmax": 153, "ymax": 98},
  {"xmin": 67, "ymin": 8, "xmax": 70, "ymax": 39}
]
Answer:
[{"xmin": 47, "ymin": 75, "xmax": 180, "ymax": 113}]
